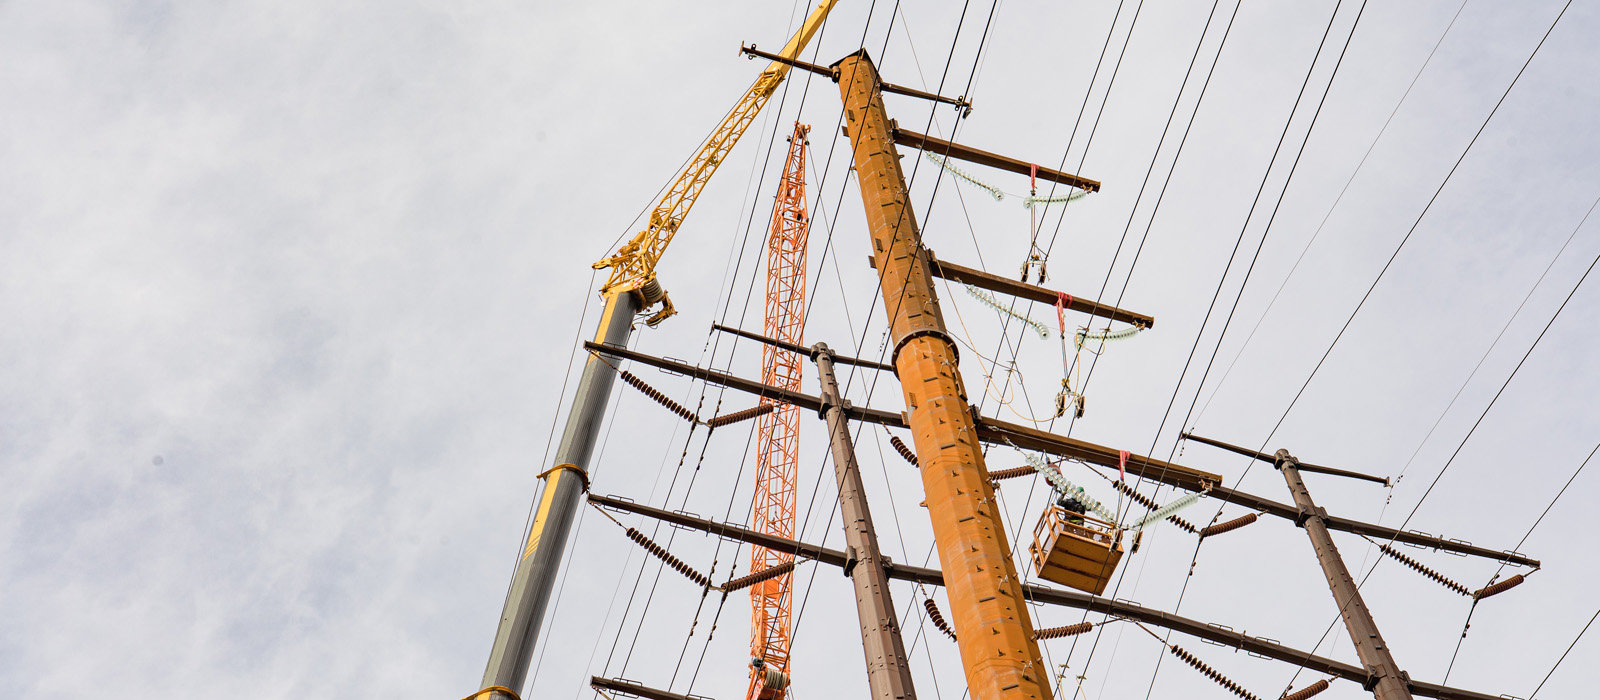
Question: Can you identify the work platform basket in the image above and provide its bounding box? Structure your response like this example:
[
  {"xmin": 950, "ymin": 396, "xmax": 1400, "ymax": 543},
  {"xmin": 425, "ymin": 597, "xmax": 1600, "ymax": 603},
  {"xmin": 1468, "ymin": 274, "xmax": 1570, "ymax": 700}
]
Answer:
[{"xmin": 1030, "ymin": 505, "xmax": 1124, "ymax": 595}]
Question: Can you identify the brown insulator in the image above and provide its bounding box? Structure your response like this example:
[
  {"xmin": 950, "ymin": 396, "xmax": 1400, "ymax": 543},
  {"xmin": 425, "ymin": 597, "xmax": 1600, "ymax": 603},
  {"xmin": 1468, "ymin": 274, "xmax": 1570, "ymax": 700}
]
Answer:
[
  {"xmin": 1169, "ymin": 644, "xmax": 1260, "ymax": 700},
  {"xmin": 626, "ymin": 527, "xmax": 712, "ymax": 588},
  {"xmin": 704, "ymin": 403, "xmax": 774, "ymax": 429},
  {"xmin": 1200, "ymin": 513, "xmax": 1259, "ymax": 538},
  {"xmin": 1033, "ymin": 621, "xmax": 1093, "ymax": 640},
  {"xmin": 1473, "ymin": 573, "xmax": 1525, "ymax": 601},
  {"xmin": 924, "ymin": 598, "xmax": 957, "ymax": 641},
  {"xmin": 1113, "ymin": 480, "xmax": 1198, "ymax": 534},
  {"xmin": 619, "ymin": 370, "xmax": 698, "ymax": 423},
  {"xmin": 1377, "ymin": 543, "xmax": 1470, "ymax": 596},
  {"xmin": 987, "ymin": 465, "xmax": 1036, "ymax": 482},
  {"xmin": 890, "ymin": 435, "xmax": 919, "ymax": 467},
  {"xmin": 1280, "ymin": 679, "xmax": 1330, "ymax": 700},
  {"xmin": 720, "ymin": 560, "xmax": 796, "ymax": 593}
]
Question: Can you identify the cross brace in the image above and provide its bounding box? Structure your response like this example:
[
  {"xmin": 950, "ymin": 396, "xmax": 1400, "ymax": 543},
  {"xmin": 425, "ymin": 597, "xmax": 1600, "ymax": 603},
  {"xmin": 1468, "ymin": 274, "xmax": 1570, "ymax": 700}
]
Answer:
[{"xmin": 582, "ymin": 342, "xmax": 1539, "ymax": 568}]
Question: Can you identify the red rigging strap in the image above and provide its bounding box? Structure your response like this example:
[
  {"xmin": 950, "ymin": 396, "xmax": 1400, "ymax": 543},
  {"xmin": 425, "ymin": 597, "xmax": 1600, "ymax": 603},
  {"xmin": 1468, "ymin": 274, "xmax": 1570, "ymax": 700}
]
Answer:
[
  {"xmin": 1029, "ymin": 163, "xmax": 1039, "ymax": 193},
  {"xmin": 1119, "ymin": 450, "xmax": 1130, "ymax": 481},
  {"xmin": 1054, "ymin": 292, "xmax": 1074, "ymax": 335}
]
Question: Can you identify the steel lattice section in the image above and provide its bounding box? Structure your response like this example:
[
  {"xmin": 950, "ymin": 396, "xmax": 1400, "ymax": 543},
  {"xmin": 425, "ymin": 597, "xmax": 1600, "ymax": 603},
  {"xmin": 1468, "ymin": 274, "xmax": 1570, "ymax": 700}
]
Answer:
[{"xmin": 746, "ymin": 122, "xmax": 810, "ymax": 700}]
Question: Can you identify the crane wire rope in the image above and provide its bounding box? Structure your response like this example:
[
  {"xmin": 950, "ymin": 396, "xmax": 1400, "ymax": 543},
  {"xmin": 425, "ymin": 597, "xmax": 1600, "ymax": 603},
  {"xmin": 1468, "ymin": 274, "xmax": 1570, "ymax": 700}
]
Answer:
[
  {"xmin": 1190, "ymin": 0, "xmax": 1573, "ymax": 545},
  {"xmin": 1189, "ymin": 0, "xmax": 1472, "ymax": 429},
  {"xmin": 1440, "ymin": 439, "xmax": 1600, "ymax": 683},
  {"xmin": 1274, "ymin": 181, "xmax": 1597, "ymax": 696},
  {"xmin": 955, "ymin": 0, "xmax": 1243, "ymax": 693},
  {"xmin": 1182, "ymin": 17, "xmax": 1582, "ymax": 690},
  {"xmin": 1528, "ymin": 605, "xmax": 1600, "ymax": 699},
  {"xmin": 1045, "ymin": 3, "xmax": 1365, "ymax": 697}
]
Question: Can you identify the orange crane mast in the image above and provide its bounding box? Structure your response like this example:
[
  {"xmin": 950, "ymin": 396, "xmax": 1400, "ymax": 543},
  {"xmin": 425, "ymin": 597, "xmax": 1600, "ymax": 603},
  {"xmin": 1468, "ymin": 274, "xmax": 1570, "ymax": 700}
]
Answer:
[{"xmin": 746, "ymin": 122, "xmax": 810, "ymax": 700}]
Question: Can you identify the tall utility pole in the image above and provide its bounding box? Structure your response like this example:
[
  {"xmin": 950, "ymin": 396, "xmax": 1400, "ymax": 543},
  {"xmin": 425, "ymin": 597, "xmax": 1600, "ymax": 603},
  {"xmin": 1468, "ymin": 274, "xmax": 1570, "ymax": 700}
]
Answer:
[
  {"xmin": 1276, "ymin": 449, "xmax": 1413, "ymax": 700},
  {"xmin": 746, "ymin": 122, "xmax": 811, "ymax": 700},
  {"xmin": 813, "ymin": 342, "xmax": 918, "ymax": 700},
  {"xmin": 836, "ymin": 50, "xmax": 1053, "ymax": 700}
]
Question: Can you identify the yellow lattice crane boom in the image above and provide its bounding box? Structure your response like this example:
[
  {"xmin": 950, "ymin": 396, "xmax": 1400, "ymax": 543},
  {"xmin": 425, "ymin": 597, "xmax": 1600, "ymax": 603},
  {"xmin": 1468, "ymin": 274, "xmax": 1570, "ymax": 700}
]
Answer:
[
  {"xmin": 471, "ymin": 6, "xmax": 842, "ymax": 700},
  {"xmin": 594, "ymin": 0, "xmax": 840, "ymax": 327}
]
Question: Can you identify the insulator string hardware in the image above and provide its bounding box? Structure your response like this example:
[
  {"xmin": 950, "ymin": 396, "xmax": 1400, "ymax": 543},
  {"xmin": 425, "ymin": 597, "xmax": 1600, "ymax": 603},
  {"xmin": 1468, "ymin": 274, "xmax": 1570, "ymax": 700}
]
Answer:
[
  {"xmin": 720, "ymin": 560, "xmax": 796, "ymax": 593},
  {"xmin": 1033, "ymin": 621, "xmax": 1093, "ymax": 640},
  {"xmin": 1369, "ymin": 538, "xmax": 1471, "ymax": 596},
  {"xmin": 703, "ymin": 403, "xmax": 774, "ymax": 429},
  {"xmin": 889, "ymin": 435, "xmax": 919, "ymax": 467},
  {"xmin": 1111, "ymin": 480, "xmax": 1197, "ymax": 534},
  {"xmin": 924, "ymin": 598, "xmax": 957, "ymax": 641},
  {"xmin": 1200, "ymin": 513, "xmax": 1259, "ymax": 538},
  {"xmin": 965, "ymin": 284, "xmax": 1050, "ymax": 339},
  {"xmin": 1279, "ymin": 679, "xmax": 1330, "ymax": 700},
  {"xmin": 619, "ymin": 370, "xmax": 698, "ymax": 423},
  {"xmin": 1473, "ymin": 573, "xmax": 1525, "ymax": 601}
]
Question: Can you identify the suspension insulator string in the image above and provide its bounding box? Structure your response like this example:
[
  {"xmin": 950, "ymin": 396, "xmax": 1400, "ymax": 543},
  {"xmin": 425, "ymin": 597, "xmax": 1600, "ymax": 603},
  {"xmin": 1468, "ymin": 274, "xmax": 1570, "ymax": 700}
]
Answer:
[
  {"xmin": 1111, "ymin": 480, "xmax": 1198, "ymax": 533},
  {"xmin": 924, "ymin": 597, "xmax": 957, "ymax": 641},
  {"xmin": 1170, "ymin": 644, "xmax": 1259, "ymax": 700},
  {"xmin": 1368, "ymin": 538, "xmax": 1470, "ymax": 596},
  {"xmin": 1130, "ymin": 622, "xmax": 1259, "ymax": 700},
  {"xmin": 966, "ymin": 284, "xmax": 1050, "ymax": 339},
  {"xmin": 703, "ymin": 403, "xmax": 774, "ymax": 429},
  {"xmin": 625, "ymin": 527, "xmax": 712, "ymax": 588},
  {"xmin": 924, "ymin": 151, "xmax": 1005, "ymax": 201},
  {"xmin": 1280, "ymin": 679, "xmax": 1331, "ymax": 700},
  {"xmin": 889, "ymin": 435, "xmax": 919, "ymax": 467},
  {"xmin": 1200, "ymin": 512, "xmax": 1259, "ymax": 538},
  {"xmin": 1128, "ymin": 491, "xmax": 1206, "ymax": 532},
  {"xmin": 589, "ymin": 503, "xmax": 712, "ymax": 588},
  {"xmin": 619, "ymin": 370, "xmax": 698, "ymax": 423},
  {"xmin": 1033, "ymin": 621, "xmax": 1094, "ymax": 640},
  {"xmin": 1473, "ymin": 573, "xmax": 1525, "ymax": 600},
  {"xmin": 1074, "ymin": 325, "xmax": 1142, "ymax": 347},
  {"xmin": 720, "ymin": 560, "xmax": 796, "ymax": 593},
  {"xmin": 1009, "ymin": 443, "xmax": 1116, "ymax": 522}
]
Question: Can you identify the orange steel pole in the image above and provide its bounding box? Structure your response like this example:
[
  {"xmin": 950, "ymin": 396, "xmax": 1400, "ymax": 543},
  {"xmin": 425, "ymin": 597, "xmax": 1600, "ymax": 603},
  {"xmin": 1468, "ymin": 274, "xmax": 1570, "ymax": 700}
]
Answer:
[
  {"xmin": 745, "ymin": 121, "xmax": 810, "ymax": 700},
  {"xmin": 835, "ymin": 50, "xmax": 1052, "ymax": 700}
]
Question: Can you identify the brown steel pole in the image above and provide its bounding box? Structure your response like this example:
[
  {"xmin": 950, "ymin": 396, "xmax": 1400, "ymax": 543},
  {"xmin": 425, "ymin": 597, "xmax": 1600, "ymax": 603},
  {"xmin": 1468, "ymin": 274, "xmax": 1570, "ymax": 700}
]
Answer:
[
  {"xmin": 1277, "ymin": 449, "xmax": 1413, "ymax": 700},
  {"xmin": 835, "ymin": 50, "xmax": 1052, "ymax": 700},
  {"xmin": 814, "ymin": 343, "xmax": 918, "ymax": 700}
]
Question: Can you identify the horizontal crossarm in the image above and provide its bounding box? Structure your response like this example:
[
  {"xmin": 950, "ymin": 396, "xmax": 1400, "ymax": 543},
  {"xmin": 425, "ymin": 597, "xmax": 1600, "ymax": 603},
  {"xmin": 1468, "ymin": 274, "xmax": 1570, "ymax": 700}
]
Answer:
[
  {"xmin": 589, "ymin": 494, "xmax": 1504, "ymax": 700},
  {"xmin": 584, "ymin": 343, "xmax": 1537, "ymax": 566}
]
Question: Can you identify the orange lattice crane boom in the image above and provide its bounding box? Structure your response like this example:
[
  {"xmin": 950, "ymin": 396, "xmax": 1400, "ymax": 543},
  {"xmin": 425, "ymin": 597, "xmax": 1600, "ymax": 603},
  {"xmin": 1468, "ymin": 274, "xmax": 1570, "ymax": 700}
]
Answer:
[{"xmin": 746, "ymin": 122, "xmax": 810, "ymax": 700}]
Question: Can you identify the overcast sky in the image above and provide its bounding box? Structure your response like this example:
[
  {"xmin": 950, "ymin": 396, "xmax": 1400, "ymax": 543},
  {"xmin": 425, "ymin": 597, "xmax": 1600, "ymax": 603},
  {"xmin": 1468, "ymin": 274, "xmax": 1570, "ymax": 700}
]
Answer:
[{"xmin": 3, "ymin": 2, "xmax": 1598, "ymax": 700}]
